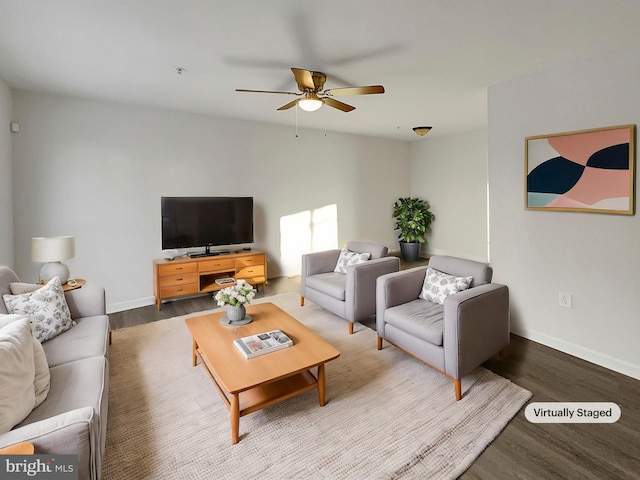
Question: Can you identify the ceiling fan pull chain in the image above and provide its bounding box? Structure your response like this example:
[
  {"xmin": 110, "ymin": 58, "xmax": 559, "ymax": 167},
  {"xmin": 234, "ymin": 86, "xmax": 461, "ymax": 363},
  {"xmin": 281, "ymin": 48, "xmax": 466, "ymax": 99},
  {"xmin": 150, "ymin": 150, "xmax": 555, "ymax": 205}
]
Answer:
[{"xmin": 295, "ymin": 102, "xmax": 299, "ymax": 138}]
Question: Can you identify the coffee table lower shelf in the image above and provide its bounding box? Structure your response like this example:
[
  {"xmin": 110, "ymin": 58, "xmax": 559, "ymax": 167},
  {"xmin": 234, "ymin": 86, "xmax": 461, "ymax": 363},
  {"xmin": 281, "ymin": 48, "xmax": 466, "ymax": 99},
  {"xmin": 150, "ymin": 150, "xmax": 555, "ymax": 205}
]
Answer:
[{"xmin": 197, "ymin": 348, "xmax": 325, "ymax": 444}]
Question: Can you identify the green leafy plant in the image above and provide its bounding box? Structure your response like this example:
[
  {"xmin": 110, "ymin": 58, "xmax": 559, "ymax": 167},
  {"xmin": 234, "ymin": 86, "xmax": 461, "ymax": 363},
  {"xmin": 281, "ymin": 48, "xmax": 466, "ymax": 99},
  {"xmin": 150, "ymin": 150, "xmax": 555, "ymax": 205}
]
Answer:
[
  {"xmin": 214, "ymin": 279, "xmax": 256, "ymax": 307},
  {"xmin": 392, "ymin": 197, "xmax": 435, "ymax": 243}
]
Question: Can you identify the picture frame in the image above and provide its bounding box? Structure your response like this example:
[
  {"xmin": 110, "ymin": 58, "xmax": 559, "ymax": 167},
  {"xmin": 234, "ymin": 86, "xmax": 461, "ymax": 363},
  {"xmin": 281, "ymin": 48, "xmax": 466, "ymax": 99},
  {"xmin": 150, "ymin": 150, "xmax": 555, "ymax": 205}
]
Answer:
[{"xmin": 525, "ymin": 124, "xmax": 635, "ymax": 214}]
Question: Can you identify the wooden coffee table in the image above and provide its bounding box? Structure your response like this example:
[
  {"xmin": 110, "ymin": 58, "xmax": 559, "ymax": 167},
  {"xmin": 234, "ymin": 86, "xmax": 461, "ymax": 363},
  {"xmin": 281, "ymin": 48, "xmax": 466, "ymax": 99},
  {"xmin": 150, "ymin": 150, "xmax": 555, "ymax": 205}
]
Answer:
[{"xmin": 185, "ymin": 302, "xmax": 340, "ymax": 444}]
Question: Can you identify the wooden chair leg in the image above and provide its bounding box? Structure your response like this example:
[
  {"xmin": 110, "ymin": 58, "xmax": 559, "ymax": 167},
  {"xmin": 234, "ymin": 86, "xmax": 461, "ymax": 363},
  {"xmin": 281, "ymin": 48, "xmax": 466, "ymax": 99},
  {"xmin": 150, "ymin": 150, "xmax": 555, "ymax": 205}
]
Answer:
[
  {"xmin": 109, "ymin": 330, "xmax": 112, "ymax": 345},
  {"xmin": 377, "ymin": 336, "xmax": 383, "ymax": 350},
  {"xmin": 300, "ymin": 296, "xmax": 305, "ymax": 306},
  {"xmin": 454, "ymin": 379, "xmax": 462, "ymax": 401},
  {"xmin": 348, "ymin": 322, "xmax": 354, "ymax": 335}
]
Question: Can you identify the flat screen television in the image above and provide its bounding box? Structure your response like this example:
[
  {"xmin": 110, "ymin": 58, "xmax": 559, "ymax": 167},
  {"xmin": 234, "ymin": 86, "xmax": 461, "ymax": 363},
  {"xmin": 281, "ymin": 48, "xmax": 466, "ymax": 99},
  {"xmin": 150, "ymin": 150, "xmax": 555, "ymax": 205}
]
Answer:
[{"xmin": 161, "ymin": 197, "xmax": 253, "ymax": 255}]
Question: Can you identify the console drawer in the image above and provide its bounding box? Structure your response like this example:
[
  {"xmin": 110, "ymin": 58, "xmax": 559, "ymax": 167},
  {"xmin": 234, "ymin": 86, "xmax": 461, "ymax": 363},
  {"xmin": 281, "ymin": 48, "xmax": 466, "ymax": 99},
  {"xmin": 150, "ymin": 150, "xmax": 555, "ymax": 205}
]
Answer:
[
  {"xmin": 159, "ymin": 272, "xmax": 198, "ymax": 288},
  {"xmin": 199, "ymin": 258, "xmax": 235, "ymax": 272},
  {"xmin": 236, "ymin": 254, "xmax": 264, "ymax": 268},
  {"xmin": 160, "ymin": 283, "xmax": 199, "ymax": 298},
  {"xmin": 236, "ymin": 265, "xmax": 265, "ymax": 279},
  {"xmin": 158, "ymin": 262, "xmax": 197, "ymax": 276}
]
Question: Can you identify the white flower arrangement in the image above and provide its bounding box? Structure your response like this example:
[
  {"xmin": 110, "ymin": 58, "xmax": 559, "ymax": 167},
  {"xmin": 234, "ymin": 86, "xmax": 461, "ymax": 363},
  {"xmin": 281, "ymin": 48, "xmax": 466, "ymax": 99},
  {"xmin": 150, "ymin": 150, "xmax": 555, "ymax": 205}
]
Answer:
[{"xmin": 214, "ymin": 279, "xmax": 256, "ymax": 307}]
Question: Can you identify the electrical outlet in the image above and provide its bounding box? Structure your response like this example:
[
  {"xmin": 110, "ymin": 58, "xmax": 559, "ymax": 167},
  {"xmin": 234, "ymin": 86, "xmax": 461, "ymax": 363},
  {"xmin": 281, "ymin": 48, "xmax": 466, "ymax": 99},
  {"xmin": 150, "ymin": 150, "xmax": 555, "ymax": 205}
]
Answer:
[{"xmin": 559, "ymin": 292, "xmax": 573, "ymax": 309}]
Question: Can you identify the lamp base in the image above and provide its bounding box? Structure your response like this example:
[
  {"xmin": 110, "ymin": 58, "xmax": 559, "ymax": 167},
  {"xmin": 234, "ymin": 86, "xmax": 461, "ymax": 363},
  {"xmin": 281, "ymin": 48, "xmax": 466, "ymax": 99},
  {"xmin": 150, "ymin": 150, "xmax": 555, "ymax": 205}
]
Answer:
[{"xmin": 40, "ymin": 262, "xmax": 70, "ymax": 284}]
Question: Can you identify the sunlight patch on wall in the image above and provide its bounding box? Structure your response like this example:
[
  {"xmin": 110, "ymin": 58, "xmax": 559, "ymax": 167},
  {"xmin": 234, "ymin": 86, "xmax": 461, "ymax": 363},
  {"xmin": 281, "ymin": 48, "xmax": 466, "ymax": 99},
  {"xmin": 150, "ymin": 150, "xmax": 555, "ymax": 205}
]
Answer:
[{"xmin": 280, "ymin": 204, "xmax": 338, "ymax": 275}]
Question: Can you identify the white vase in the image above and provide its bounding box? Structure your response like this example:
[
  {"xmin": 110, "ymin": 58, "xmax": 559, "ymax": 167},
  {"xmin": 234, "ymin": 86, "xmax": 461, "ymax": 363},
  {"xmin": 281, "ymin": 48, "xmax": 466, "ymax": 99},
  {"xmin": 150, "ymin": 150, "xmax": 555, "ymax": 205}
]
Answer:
[{"xmin": 227, "ymin": 304, "xmax": 246, "ymax": 322}]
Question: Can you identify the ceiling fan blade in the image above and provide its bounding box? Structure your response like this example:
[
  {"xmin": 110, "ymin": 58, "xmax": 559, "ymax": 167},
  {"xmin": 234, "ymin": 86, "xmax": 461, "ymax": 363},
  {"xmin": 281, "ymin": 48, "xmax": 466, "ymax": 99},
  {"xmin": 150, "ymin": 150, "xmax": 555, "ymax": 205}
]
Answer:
[
  {"xmin": 322, "ymin": 97, "xmax": 355, "ymax": 112},
  {"xmin": 291, "ymin": 67, "xmax": 315, "ymax": 90},
  {"xmin": 325, "ymin": 85, "xmax": 385, "ymax": 96},
  {"xmin": 236, "ymin": 88, "xmax": 299, "ymax": 95},
  {"xmin": 277, "ymin": 99, "xmax": 300, "ymax": 111}
]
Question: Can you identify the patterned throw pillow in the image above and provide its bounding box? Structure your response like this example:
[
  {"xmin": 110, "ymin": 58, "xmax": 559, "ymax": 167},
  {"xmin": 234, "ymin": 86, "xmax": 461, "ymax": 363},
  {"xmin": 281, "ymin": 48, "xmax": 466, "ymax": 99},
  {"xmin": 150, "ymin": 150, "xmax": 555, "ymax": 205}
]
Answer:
[
  {"xmin": 334, "ymin": 249, "xmax": 371, "ymax": 273},
  {"xmin": 419, "ymin": 267, "xmax": 473, "ymax": 305},
  {"xmin": 3, "ymin": 277, "xmax": 74, "ymax": 342}
]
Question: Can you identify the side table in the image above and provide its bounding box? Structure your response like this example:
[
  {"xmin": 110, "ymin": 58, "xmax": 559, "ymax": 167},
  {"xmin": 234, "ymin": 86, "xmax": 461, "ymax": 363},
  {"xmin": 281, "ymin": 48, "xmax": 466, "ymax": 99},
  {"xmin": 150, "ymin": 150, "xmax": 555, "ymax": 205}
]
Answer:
[
  {"xmin": 63, "ymin": 279, "xmax": 86, "ymax": 292},
  {"xmin": 0, "ymin": 441, "xmax": 35, "ymax": 454}
]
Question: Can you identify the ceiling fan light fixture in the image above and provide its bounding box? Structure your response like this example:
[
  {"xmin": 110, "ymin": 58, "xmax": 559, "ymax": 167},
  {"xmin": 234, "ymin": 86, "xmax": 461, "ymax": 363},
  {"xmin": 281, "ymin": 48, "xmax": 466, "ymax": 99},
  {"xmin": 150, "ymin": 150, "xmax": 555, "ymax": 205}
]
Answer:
[
  {"xmin": 413, "ymin": 126, "xmax": 432, "ymax": 136},
  {"xmin": 298, "ymin": 97, "xmax": 324, "ymax": 112}
]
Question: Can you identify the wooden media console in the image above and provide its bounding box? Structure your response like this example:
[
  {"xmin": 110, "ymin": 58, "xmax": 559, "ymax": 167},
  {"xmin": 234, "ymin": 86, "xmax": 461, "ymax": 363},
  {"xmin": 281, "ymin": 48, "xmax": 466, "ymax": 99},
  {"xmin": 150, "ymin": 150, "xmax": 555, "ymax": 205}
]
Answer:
[{"xmin": 153, "ymin": 250, "xmax": 266, "ymax": 310}]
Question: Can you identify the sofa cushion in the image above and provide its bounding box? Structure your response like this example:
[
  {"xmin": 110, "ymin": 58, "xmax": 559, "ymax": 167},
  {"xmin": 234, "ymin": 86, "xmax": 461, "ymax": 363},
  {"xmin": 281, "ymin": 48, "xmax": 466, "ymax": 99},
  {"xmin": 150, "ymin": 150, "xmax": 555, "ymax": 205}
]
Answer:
[
  {"xmin": 3, "ymin": 277, "xmax": 74, "ymax": 342},
  {"xmin": 306, "ymin": 272, "xmax": 346, "ymax": 301},
  {"xmin": 334, "ymin": 248, "xmax": 371, "ymax": 273},
  {"xmin": 42, "ymin": 316, "xmax": 110, "ymax": 367},
  {"xmin": 0, "ymin": 317, "xmax": 36, "ymax": 434},
  {"xmin": 419, "ymin": 267, "xmax": 472, "ymax": 305},
  {"xmin": 384, "ymin": 298, "xmax": 445, "ymax": 346},
  {"xmin": 18, "ymin": 356, "xmax": 107, "ymax": 429},
  {"xmin": 9, "ymin": 282, "xmax": 42, "ymax": 295},
  {"xmin": 0, "ymin": 314, "xmax": 51, "ymax": 408}
]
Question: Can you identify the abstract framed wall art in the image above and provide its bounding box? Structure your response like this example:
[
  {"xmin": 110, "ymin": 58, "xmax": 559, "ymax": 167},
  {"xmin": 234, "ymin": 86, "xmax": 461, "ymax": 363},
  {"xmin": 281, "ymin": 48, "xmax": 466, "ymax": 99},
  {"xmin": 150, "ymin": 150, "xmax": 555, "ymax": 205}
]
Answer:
[{"xmin": 525, "ymin": 124, "xmax": 635, "ymax": 214}]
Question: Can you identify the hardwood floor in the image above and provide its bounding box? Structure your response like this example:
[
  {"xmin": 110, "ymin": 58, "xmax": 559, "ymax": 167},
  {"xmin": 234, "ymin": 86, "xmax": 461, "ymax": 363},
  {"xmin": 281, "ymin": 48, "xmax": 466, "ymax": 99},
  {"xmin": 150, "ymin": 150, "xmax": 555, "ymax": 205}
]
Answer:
[{"xmin": 108, "ymin": 270, "xmax": 640, "ymax": 480}]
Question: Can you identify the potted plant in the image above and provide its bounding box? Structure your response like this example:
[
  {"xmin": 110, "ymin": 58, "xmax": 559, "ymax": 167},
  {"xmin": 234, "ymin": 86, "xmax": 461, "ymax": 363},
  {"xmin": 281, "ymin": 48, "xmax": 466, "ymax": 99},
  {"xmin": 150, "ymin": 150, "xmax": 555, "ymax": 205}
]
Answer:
[{"xmin": 392, "ymin": 197, "xmax": 435, "ymax": 262}]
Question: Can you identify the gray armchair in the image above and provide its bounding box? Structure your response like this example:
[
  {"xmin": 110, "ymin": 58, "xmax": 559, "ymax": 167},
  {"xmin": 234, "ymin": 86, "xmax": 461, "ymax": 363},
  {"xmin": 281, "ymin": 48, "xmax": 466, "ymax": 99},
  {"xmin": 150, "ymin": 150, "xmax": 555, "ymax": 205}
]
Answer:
[
  {"xmin": 301, "ymin": 241, "xmax": 400, "ymax": 334},
  {"xmin": 376, "ymin": 255, "xmax": 509, "ymax": 400}
]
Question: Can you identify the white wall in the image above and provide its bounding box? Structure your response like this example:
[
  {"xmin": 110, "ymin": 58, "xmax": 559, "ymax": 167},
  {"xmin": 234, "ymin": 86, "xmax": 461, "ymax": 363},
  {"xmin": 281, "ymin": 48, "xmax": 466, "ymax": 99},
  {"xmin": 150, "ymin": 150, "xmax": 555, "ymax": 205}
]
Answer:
[
  {"xmin": 489, "ymin": 43, "xmax": 640, "ymax": 379},
  {"xmin": 0, "ymin": 78, "xmax": 12, "ymax": 267},
  {"xmin": 410, "ymin": 129, "xmax": 489, "ymax": 261},
  {"xmin": 11, "ymin": 91, "xmax": 410, "ymax": 312}
]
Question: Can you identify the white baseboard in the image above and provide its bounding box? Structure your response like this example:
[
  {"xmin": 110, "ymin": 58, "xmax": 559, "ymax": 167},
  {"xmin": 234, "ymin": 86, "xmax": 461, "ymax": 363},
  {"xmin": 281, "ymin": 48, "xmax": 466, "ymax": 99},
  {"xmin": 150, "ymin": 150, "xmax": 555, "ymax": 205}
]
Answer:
[
  {"xmin": 513, "ymin": 326, "xmax": 640, "ymax": 381},
  {"xmin": 107, "ymin": 296, "xmax": 156, "ymax": 314}
]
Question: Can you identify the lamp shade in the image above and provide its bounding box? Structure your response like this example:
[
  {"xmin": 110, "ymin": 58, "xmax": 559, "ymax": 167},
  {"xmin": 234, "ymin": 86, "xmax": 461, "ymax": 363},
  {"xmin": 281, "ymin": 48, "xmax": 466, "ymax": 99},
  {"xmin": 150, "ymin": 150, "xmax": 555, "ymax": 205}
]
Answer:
[
  {"xmin": 31, "ymin": 236, "xmax": 75, "ymax": 262},
  {"xmin": 298, "ymin": 92, "xmax": 324, "ymax": 112},
  {"xmin": 299, "ymin": 99, "xmax": 323, "ymax": 112}
]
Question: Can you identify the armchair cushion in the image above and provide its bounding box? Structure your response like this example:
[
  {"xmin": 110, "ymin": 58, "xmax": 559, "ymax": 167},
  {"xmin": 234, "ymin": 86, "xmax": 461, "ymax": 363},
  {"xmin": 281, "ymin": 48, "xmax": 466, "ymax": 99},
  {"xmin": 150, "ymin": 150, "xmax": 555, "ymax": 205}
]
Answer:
[
  {"xmin": 305, "ymin": 273, "xmax": 346, "ymax": 301},
  {"xmin": 334, "ymin": 249, "xmax": 371, "ymax": 273},
  {"xmin": 419, "ymin": 267, "xmax": 472, "ymax": 305},
  {"xmin": 384, "ymin": 298, "xmax": 444, "ymax": 346}
]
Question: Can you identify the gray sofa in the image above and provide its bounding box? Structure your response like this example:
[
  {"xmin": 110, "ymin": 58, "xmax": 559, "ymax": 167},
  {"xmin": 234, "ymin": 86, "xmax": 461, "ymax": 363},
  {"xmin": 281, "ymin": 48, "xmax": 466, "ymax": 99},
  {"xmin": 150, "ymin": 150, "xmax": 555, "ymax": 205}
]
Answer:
[
  {"xmin": 376, "ymin": 255, "xmax": 510, "ymax": 400},
  {"xmin": 0, "ymin": 266, "xmax": 110, "ymax": 480},
  {"xmin": 300, "ymin": 241, "xmax": 400, "ymax": 334}
]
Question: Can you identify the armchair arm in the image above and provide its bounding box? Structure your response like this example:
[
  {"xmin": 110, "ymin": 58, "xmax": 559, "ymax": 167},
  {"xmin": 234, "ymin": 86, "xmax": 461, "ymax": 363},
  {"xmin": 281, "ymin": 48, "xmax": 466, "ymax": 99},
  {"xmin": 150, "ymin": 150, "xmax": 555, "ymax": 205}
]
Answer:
[
  {"xmin": 300, "ymin": 250, "xmax": 341, "ymax": 292},
  {"xmin": 0, "ymin": 407, "xmax": 99, "ymax": 480},
  {"xmin": 65, "ymin": 286, "xmax": 106, "ymax": 319},
  {"xmin": 346, "ymin": 256, "xmax": 401, "ymax": 322},
  {"xmin": 375, "ymin": 266, "xmax": 427, "ymax": 334},
  {"xmin": 443, "ymin": 283, "xmax": 510, "ymax": 379}
]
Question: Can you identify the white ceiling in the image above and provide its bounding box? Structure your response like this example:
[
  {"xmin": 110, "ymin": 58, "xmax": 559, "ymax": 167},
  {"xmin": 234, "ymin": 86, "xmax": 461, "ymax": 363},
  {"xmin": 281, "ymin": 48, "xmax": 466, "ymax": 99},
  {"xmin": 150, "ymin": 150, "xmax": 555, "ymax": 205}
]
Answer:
[{"xmin": 1, "ymin": 0, "xmax": 640, "ymax": 141}]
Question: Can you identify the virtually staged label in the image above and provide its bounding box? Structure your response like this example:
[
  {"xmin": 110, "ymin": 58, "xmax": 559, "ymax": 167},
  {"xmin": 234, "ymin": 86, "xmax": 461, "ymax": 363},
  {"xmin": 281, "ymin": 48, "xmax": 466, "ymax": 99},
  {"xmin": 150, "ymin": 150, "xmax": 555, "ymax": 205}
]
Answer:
[{"xmin": 525, "ymin": 402, "xmax": 621, "ymax": 423}]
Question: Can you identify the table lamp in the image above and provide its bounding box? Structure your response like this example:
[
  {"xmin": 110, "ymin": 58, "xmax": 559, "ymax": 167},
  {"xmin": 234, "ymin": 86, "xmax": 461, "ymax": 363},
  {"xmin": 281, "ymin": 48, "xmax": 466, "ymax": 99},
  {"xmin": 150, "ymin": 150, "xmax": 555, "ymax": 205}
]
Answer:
[{"xmin": 31, "ymin": 236, "xmax": 75, "ymax": 284}]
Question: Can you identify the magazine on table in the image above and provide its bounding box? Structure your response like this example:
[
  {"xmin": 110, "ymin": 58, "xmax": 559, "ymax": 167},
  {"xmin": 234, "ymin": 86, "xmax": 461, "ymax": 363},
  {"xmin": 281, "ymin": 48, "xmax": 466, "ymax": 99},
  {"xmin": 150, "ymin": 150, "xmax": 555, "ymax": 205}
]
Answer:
[{"xmin": 233, "ymin": 330, "xmax": 293, "ymax": 359}]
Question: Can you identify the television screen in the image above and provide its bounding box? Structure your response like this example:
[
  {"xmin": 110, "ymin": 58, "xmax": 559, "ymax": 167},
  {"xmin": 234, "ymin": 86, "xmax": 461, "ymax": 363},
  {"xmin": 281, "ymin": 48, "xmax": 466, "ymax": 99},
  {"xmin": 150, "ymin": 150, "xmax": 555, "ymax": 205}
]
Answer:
[{"xmin": 161, "ymin": 197, "xmax": 253, "ymax": 250}]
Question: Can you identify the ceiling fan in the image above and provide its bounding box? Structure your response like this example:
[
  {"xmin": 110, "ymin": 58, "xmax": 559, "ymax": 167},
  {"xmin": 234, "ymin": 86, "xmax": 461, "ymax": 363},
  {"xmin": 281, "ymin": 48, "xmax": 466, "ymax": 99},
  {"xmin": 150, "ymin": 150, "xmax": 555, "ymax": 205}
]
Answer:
[{"xmin": 235, "ymin": 67, "xmax": 385, "ymax": 112}]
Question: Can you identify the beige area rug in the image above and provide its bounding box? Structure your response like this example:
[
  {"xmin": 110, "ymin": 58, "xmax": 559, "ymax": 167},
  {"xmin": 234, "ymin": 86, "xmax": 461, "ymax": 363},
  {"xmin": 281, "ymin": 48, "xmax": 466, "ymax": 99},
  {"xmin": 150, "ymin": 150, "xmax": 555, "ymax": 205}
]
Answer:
[{"xmin": 103, "ymin": 292, "xmax": 531, "ymax": 479}]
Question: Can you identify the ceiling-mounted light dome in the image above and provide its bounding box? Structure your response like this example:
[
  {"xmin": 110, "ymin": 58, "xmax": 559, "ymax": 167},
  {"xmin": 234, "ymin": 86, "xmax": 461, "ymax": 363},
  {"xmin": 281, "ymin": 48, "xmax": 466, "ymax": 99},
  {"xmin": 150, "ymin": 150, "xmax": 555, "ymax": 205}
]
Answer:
[
  {"xmin": 413, "ymin": 126, "xmax": 432, "ymax": 136},
  {"xmin": 298, "ymin": 92, "xmax": 324, "ymax": 112}
]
